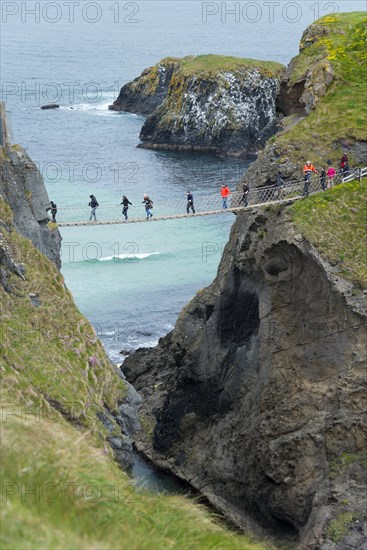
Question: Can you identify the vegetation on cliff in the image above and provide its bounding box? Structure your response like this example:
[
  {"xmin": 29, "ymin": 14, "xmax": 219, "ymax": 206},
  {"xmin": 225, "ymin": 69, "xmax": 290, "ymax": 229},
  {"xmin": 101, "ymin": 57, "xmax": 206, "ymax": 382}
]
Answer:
[
  {"xmin": 0, "ymin": 197, "xmax": 125, "ymax": 441},
  {"xmin": 2, "ymin": 414, "xmax": 267, "ymax": 550},
  {"xmin": 246, "ymin": 12, "xmax": 367, "ymax": 185},
  {"xmin": 0, "ymin": 196, "xmax": 269, "ymax": 549},
  {"xmin": 290, "ymin": 179, "xmax": 367, "ymax": 288},
  {"xmin": 178, "ymin": 54, "xmax": 284, "ymax": 78},
  {"xmin": 282, "ymin": 12, "xmax": 366, "ymax": 144}
]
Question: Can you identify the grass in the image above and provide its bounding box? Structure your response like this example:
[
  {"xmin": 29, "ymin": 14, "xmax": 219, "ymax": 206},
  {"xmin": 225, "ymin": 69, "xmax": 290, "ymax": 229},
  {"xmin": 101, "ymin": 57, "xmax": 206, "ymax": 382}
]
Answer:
[
  {"xmin": 1, "ymin": 414, "xmax": 268, "ymax": 550},
  {"xmin": 289, "ymin": 179, "xmax": 367, "ymax": 288},
  {"xmin": 329, "ymin": 451, "xmax": 367, "ymax": 479},
  {"xmin": 274, "ymin": 12, "xmax": 367, "ymax": 169},
  {"xmin": 327, "ymin": 512, "xmax": 355, "ymax": 543},
  {"xmin": 0, "ymin": 196, "xmax": 273, "ymax": 548},
  {"xmin": 179, "ymin": 54, "xmax": 284, "ymax": 78},
  {"xmin": 134, "ymin": 54, "xmax": 285, "ymax": 109},
  {"xmin": 0, "ymin": 197, "xmax": 126, "ymax": 442}
]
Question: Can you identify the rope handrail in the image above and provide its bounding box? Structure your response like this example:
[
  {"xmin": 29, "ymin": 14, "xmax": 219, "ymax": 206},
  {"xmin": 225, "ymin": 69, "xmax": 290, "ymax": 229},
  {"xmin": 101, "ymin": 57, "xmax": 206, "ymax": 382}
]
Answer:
[{"xmin": 51, "ymin": 166, "xmax": 366, "ymax": 226}]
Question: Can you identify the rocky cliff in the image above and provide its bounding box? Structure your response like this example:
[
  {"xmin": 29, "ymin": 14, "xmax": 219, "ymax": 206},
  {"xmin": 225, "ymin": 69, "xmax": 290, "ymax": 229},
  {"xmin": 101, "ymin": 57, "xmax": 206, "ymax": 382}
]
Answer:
[
  {"xmin": 124, "ymin": 190, "xmax": 367, "ymax": 548},
  {"xmin": 245, "ymin": 12, "xmax": 367, "ymax": 186},
  {"xmin": 0, "ymin": 144, "xmax": 62, "ymax": 269},
  {"xmin": 0, "ymin": 130, "xmax": 267, "ymax": 550},
  {"xmin": 123, "ymin": 13, "xmax": 367, "ymax": 549},
  {"xmin": 110, "ymin": 55, "xmax": 285, "ymax": 157}
]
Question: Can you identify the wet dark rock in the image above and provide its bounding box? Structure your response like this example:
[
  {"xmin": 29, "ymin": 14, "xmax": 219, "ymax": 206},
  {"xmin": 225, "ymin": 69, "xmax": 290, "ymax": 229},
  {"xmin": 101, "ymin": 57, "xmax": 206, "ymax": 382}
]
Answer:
[{"xmin": 41, "ymin": 104, "xmax": 60, "ymax": 110}]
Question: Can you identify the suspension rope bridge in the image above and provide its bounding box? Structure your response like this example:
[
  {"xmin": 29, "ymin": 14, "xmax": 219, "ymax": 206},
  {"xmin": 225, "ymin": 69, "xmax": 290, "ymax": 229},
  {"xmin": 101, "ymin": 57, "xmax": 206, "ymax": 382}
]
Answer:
[{"xmin": 56, "ymin": 167, "xmax": 367, "ymax": 228}]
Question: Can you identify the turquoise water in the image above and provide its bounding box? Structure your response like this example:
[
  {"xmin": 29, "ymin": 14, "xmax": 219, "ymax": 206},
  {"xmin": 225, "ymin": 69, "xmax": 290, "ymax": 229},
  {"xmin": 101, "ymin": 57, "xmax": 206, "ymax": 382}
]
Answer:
[{"xmin": 1, "ymin": 0, "xmax": 363, "ymax": 361}]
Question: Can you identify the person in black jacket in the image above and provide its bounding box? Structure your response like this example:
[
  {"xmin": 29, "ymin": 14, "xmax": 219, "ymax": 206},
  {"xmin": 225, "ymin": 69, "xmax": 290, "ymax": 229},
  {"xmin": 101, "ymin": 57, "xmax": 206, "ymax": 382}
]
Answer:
[
  {"xmin": 320, "ymin": 167, "xmax": 327, "ymax": 190},
  {"xmin": 47, "ymin": 201, "xmax": 57, "ymax": 223},
  {"xmin": 121, "ymin": 195, "xmax": 132, "ymax": 221},
  {"xmin": 242, "ymin": 183, "xmax": 249, "ymax": 207},
  {"xmin": 89, "ymin": 195, "xmax": 99, "ymax": 221},
  {"xmin": 186, "ymin": 191, "xmax": 195, "ymax": 214}
]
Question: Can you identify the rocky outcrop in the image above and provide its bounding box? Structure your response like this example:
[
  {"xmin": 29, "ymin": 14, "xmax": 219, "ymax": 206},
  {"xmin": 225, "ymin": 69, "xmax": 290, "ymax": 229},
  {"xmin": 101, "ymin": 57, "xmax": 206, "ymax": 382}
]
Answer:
[
  {"xmin": 0, "ymin": 145, "xmax": 61, "ymax": 268},
  {"xmin": 110, "ymin": 55, "xmax": 285, "ymax": 157},
  {"xmin": 278, "ymin": 23, "xmax": 335, "ymax": 117},
  {"xmin": 124, "ymin": 204, "xmax": 367, "ymax": 547},
  {"xmin": 109, "ymin": 58, "xmax": 180, "ymax": 115},
  {"xmin": 41, "ymin": 104, "xmax": 60, "ymax": 110},
  {"xmin": 99, "ymin": 372, "xmax": 142, "ymax": 469},
  {"xmin": 246, "ymin": 14, "xmax": 367, "ymax": 187}
]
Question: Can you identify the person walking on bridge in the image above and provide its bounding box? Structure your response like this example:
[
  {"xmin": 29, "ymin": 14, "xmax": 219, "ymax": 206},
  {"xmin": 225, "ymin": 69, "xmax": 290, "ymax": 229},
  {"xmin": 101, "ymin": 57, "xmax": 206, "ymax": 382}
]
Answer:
[
  {"xmin": 221, "ymin": 184, "xmax": 231, "ymax": 209},
  {"xmin": 142, "ymin": 194, "xmax": 153, "ymax": 220},
  {"xmin": 89, "ymin": 195, "xmax": 99, "ymax": 221},
  {"xmin": 121, "ymin": 195, "xmax": 132, "ymax": 221},
  {"xmin": 186, "ymin": 191, "xmax": 195, "ymax": 214},
  {"xmin": 47, "ymin": 201, "xmax": 57, "ymax": 223},
  {"xmin": 241, "ymin": 182, "xmax": 249, "ymax": 207},
  {"xmin": 303, "ymin": 161, "xmax": 319, "ymax": 196}
]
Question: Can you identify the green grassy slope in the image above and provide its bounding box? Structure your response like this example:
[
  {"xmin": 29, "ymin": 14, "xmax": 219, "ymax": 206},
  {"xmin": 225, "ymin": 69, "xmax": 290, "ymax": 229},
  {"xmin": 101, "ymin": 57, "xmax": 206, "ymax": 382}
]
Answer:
[
  {"xmin": 1, "ymin": 415, "xmax": 268, "ymax": 550},
  {"xmin": 0, "ymin": 196, "xmax": 270, "ymax": 549},
  {"xmin": 290, "ymin": 179, "xmax": 367, "ymax": 288},
  {"xmin": 133, "ymin": 54, "xmax": 284, "ymax": 96},
  {"xmin": 277, "ymin": 12, "xmax": 367, "ymax": 165},
  {"xmin": 0, "ymin": 198, "xmax": 125, "ymax": 441}
]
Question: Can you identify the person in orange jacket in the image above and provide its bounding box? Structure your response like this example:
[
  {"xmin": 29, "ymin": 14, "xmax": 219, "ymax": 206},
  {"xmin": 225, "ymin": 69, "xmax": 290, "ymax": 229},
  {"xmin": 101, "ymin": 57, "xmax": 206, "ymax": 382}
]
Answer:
[
  {"xmin": 303, "ymin": 161, "xmax": 319, "ymax": 196},
  {"xmin": 221, "ymin": 184, "xmax": 231, "ymax": 209}
]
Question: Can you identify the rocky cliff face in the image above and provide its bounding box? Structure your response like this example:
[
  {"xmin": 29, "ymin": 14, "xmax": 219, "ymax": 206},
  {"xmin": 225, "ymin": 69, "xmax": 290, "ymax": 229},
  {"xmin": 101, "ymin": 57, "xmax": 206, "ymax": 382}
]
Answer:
[
  {"xmin": 110, "ymin": 55, "xmax": 285, "ymax": 157},
  {"xmin": 244, "ymin": 13, "xmax": 367, "ymax": 187},
  {"xmin": 124, "ymin": 203, "xmax": 367, "ymax": 547},
  {"xmin": 0, "ymin": 145, "xmax": 61, "ymax": 268},
  {"xmin": 109, "ymin": 58, "xmax": 180, "ymax": 115}
]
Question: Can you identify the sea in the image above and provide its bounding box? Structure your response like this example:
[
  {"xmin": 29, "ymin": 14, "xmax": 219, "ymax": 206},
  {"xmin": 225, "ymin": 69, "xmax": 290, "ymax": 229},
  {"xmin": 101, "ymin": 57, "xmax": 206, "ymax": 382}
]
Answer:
[{"xmin": 1, "ymin": 0, "xmax": 364, "ymax": 363}]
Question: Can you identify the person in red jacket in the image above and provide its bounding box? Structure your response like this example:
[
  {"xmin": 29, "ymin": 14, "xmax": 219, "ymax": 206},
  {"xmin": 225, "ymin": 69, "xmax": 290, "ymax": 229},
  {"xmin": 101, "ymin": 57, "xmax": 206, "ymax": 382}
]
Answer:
[
  {"xmin": 303, "ymin": 161, "xmax": 319, "ymax": 196},
  {"xmin": 220, "ymin": 184, "xmax": 231, "ymax": 209}
]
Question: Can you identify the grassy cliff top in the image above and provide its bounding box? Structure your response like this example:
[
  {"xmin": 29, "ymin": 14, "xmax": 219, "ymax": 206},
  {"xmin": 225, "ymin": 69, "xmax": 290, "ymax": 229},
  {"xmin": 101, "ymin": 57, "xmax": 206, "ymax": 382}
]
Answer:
[
  {"xmin": 279, "ymin": 12, "xmax": 367, "ymax": 157},
  {"xmin": 290, "ymin": 179, "xmax": 367, "ymax": 288},
  {"xmin": 178, "ymin": 54, "xmax": 285, "ymax": 77}
]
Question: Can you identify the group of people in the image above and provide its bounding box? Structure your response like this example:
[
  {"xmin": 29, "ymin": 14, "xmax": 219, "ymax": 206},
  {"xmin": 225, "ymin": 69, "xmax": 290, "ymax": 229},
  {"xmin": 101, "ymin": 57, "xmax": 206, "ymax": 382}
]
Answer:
[
  {"xmin": 47, "ymin": 153, "xmax": 351, "ymax": 224},
  {"xmin": 303, "ymin": 153, "xmax": 350, "ymax": 196},
  {"xmin": 88, "ymin": 193, "xmax": 154, "ymax": 222},
  {"xmin": 86, "ymin": 187, "xmax": 234, "ymax": 223}
]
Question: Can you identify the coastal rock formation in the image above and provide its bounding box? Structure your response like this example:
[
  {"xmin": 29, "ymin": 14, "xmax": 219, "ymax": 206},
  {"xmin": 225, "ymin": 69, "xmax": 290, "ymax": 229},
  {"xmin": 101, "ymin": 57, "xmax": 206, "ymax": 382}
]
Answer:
[
  {"xmin": 110, "ymin": 55, "xmax": 285, "ymax": 157},
  {"xmin": 109, "ymin": 58, "xmax": 180, "ymax": 115},
  {"xmin": 246, "ymin": 13, "xmax": 367, "ymax": 187},
  {"xmin": 0, "ymin": 191, "xmax": 140, "ymax": 471},
  {"xmin": 123, "ymin": 14, "xmax": 367, "ymax": 549},
  {"xmin": 0, "ymin": 108, "xmax": 139, "ymax": 470},
  {"xmin": 124, "ymin": 203, "xmax": 367, "ymax": 548},
  {"xmin": 0, "ymin": 144, "xmax": 62, "ymax": 268},
  {"xmin": 41, "ymin": 104, "xmax": 60, "ymax": 110}
]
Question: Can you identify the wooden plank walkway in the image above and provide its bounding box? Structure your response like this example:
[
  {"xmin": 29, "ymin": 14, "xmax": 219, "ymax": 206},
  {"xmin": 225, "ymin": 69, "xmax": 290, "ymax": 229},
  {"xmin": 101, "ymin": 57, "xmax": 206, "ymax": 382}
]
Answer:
[
  {"xmin": 56, "ymin": 168, "xmax": 366, "ymax": 228},
  {"xmin": 57, "ymin": 197, "xmax": 302, "ymax": 227}
]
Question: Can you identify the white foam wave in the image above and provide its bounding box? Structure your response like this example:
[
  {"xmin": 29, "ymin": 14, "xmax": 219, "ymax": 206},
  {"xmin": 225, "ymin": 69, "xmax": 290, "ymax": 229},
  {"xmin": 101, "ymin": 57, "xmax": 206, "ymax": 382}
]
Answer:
[
  {"xmin": 60, "ymin": 100, "xmax": 113, "ymax": 112},
  {"xmin": 99, "ymin": 252, "xmax": 160, "ymax": 262}
]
